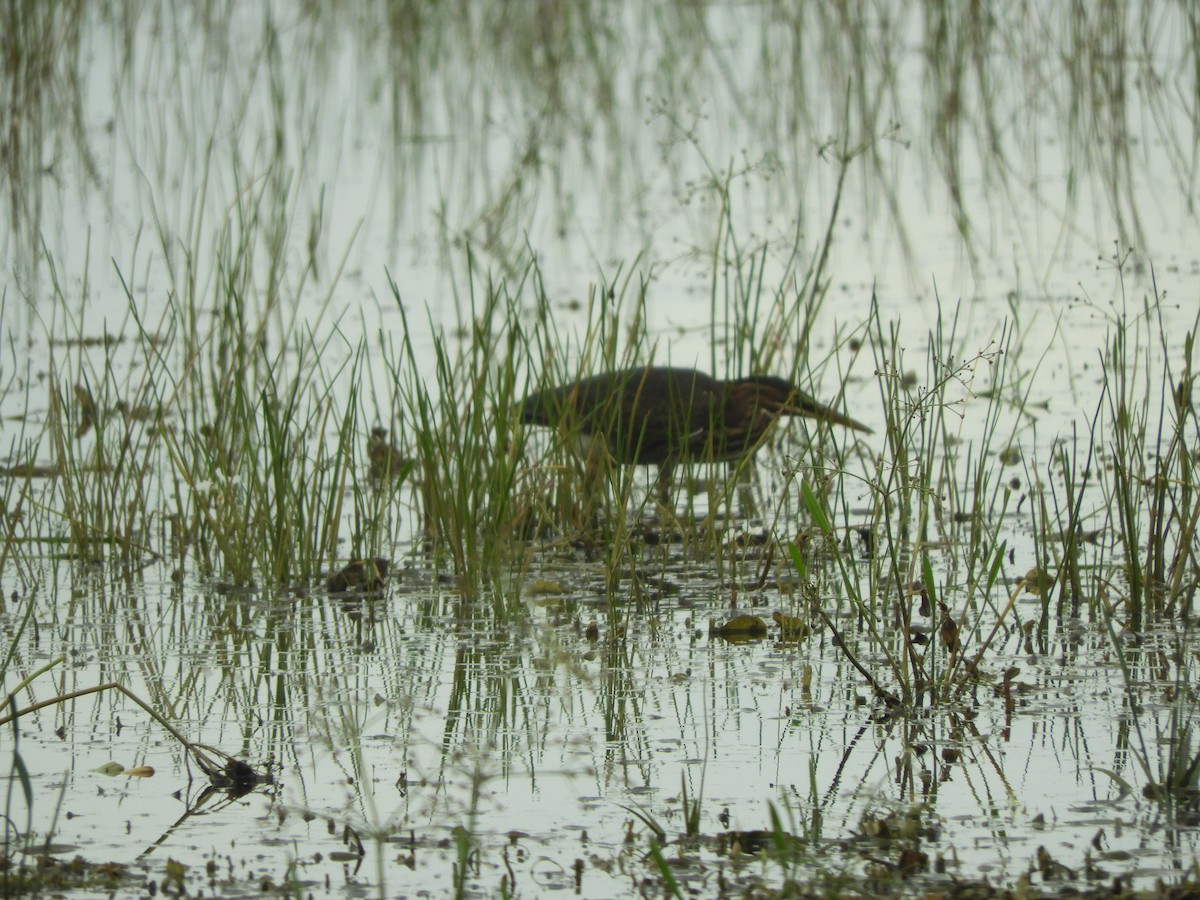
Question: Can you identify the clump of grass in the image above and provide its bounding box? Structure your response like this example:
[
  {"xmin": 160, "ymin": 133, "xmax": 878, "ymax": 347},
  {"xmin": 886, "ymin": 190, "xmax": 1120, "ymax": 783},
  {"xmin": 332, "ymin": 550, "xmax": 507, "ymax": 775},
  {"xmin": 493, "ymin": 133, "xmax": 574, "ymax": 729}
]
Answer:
[
  {"xmin": 786, "ymin": 292, "xmax": 1021, "ymax": 710},
  {"xmin": 779, "ymin": 257, "xmax": 1198, "ymax": 833},
  {"xmin": 1094, "ymin": 281, "xmax": 1199, "ymax": 628},
  {"xmin": 44, "ymin": 339, "xmax": 164, "ymax": 565},
  {"xmin": 11, "ymin": 148, "xmax": 414, "ymax": 588},
  {"xmin": 1032, "ymin": 256, "xmax": 1199, "ymax": 636},
  {"xmin": 1058, "ymin": 262, "xmax": 1200, "ymax": 812},
  {"xmin": 37, "ymin": 262, "xmax": 380, "ymax": 586},
  {"xmin": 387, "ymin": 278, "xmax": 530, "ymax": 605},
  {"xmin": 156, "ymin": 335, "xmax": 365, "ymax": 586},
  {"xmin": 0, "ymin": 2, "xmax": 90, "ymax": 291}
]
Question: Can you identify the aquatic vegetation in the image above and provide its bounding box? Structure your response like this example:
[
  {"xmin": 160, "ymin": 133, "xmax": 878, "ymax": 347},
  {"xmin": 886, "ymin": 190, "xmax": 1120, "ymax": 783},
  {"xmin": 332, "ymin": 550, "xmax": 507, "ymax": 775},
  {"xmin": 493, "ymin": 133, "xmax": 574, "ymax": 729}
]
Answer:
[{"xmin": 2, "ymin": 2, "xmax": 1200, "ymax": 896}]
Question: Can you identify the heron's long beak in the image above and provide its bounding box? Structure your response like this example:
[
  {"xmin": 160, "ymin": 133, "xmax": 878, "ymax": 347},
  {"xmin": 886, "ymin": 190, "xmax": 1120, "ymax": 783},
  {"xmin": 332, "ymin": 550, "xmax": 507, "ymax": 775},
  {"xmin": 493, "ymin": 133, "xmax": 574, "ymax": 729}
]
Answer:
[{"xmin": 783, "ymin": 391, "xmax": 872, "ymax": 434}]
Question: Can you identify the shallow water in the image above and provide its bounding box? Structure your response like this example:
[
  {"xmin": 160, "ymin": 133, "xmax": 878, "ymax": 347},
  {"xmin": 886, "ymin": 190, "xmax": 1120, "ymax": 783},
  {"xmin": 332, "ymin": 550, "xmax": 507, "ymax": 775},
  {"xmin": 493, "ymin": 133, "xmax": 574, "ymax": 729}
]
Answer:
[{"xmin": 3, "ymin": 2, "xmax": 1200, "ymax": 896}]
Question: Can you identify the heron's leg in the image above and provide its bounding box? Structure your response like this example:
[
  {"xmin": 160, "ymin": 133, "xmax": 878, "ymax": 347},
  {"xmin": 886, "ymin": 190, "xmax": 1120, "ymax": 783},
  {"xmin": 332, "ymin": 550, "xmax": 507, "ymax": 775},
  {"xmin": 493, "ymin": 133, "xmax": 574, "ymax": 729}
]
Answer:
[
  {"xmin": 734, "ymin": 460, "xmax": 760, "ymax": 519},
  {"xmin": 654, "ymin": 461, "xmax": 677, "ymax": 507}
]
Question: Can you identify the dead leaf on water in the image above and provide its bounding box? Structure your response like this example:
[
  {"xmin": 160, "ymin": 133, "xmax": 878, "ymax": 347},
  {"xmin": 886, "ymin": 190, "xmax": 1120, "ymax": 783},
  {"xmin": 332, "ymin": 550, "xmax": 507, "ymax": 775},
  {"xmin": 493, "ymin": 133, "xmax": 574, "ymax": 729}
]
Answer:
[
  {"xmin": 74, "ymin": 383, "xmax": 97, "ymax": 439},
  {"xmin": 939, "ymin": 603, "xmax": 960, "ymax": 654}
]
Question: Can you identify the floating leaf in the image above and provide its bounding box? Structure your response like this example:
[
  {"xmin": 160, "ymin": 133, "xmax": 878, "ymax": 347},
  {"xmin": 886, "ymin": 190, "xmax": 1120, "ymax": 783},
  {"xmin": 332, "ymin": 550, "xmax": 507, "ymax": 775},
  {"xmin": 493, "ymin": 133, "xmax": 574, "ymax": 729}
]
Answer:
[{"xmin": 95, "ymin": 762, "xmax": 125, "ymax": 777}]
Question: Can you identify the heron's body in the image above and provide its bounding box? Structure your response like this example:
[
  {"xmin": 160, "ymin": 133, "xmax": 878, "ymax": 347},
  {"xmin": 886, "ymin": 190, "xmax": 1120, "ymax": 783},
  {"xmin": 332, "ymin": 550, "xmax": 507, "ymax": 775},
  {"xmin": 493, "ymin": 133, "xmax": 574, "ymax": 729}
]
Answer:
[{"xmin": 518, "ymin": 366, "xmax": 869, "ymax": 477}]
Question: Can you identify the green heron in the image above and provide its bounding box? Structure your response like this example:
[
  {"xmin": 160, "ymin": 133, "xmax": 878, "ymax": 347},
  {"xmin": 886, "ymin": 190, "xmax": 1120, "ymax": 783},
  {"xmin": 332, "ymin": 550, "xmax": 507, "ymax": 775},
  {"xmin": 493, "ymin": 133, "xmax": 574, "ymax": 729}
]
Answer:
[{"xmin": 518, "ymin": 366, "xmax": 869, "ymax": 488}]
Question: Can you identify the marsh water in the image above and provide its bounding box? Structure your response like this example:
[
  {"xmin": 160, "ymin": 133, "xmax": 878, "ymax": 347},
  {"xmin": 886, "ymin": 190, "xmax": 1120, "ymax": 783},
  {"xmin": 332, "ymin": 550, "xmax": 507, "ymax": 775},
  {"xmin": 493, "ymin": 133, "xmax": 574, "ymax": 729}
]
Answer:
[{"xmin": 3, "ymin": 3, "xmax": 1200, "ymax": 897}]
